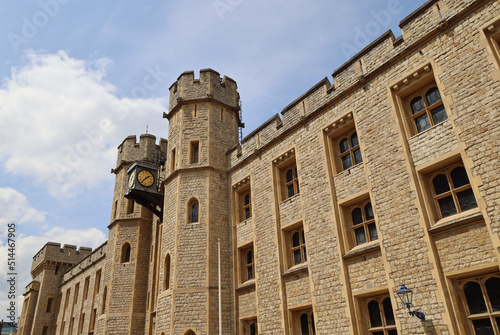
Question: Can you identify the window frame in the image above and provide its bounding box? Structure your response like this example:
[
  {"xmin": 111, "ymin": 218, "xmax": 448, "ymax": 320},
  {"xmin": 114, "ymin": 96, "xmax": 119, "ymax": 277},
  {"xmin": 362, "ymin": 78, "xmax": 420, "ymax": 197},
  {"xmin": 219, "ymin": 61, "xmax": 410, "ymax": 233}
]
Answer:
[
  {"xmin": 405, "ymin": 83, "xmax": 448, "ymax": 134},
  {"xmin": 323, "ymin": 112, "xmax": 363, "ymax": 175},
  {"xmin": 428, "ymin": 162, "xmax": 477, "ymax": 220},
  {"xmin": 238, "ymin": 243, "xmax": 255, "ymax": 284},
  {"xmin": 362, "ymin": 295, "xmax": 398, "ymax": 335},
  {"xmin": 457, "ymin": 273, "xmax": 500, "ymax": 335},
  {"xmin": 121, "ymin": 242, "xmax": 131, "ymax": 263},
  {"xmin": 274, "ymin": 150, "xmax": 300, "ymax": 202},
  {"xmin": 391, "ymin": 64, "xmax": 449, "ymax": 138},
  {"xmin": 348, "ymin": 200, "xmax": 378, "ymax": 247},
  {"xmin": 189, "ymin": 140, "xmax": 200, "ymax": 164},
  {"xmin": 187, "ymin": 198, "xmax": 200, "ymax": 223},
  {"xmin": 283, "ymin": 223, "xmax": 308, "ymax": 269},
  {"xmin": 290, "ymin": 309, "xmax": 315, "ymax": 335}
]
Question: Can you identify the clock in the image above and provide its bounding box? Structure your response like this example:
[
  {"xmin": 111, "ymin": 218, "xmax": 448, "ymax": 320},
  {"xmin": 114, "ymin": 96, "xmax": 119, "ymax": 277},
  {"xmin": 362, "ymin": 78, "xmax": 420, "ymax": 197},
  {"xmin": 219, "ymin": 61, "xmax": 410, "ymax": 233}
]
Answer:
[
  {"xmin": 138, "ymin": 170, "xmax": 155, "ymax": 187},
  {"xmin": 128, "ymin": 171, "xmax": 136, "ymax": 188}
]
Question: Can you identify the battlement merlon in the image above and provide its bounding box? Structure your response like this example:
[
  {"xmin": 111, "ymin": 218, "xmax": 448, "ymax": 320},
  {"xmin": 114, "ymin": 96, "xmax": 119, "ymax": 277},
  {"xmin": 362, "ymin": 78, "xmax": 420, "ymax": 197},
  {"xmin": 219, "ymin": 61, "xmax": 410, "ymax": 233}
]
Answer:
[
  {"xmin": 31, "ymin": 242, "xmax": 93, "ymax": 274},
  {"xmin": 114, "ymin": 134, "xmax": 168, "ymax": 170},
  {"xmin": 166, "ymin": 69, "xmax": 242, "ymax": 124}
]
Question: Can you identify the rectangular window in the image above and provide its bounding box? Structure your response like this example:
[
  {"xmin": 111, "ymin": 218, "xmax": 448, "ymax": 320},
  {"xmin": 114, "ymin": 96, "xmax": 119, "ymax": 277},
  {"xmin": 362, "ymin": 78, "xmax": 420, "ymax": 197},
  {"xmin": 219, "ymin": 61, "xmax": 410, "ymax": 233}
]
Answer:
[
  {"xmin": 423, "ymin": 160, "xmax": 478, "ymax": 222},
  {"xmin": 190, "ymin": 141, "xmax": 199, "ymax": 164},
  {"xmin": 324, "ymin": 112, "xmax": 362, "ymax": 174},
  {"xmin": 90, "ymin": 308, "xmax": 97, "ymax": 331},
  {"xmin": 78, "ymin": 313, "xmax": 85, "ymax": 334},
  {"xmin": 73, "ymin": 283, "xmax": 79, "ymax": 306},
  {"xmin": 68, "ymin": 317, "xmax": 74, "ymax": 335},
  {"xmin": 114, "ymin": 200, "xmax": 118, "ymax": 219},
  {"xmin": 239, "ymin": 244, "xmax": 254, "ymax": 284},
  {"xmin": 482, "ymin": 18, "xmax": 500, "ymax": 70},
  {"xmin": 41, "ymin": 326, "xmax": 49, "ymax": 335},
  {"xmin": 94, "ymin": 270, "xmax": 101, "ymax": 295},
  {"xmin": 391, "ymin": 64, "xmax": 448, "ymax": 137},
  {"xmin": 46, "ymin": 297, "xmax": 53, "ymax": 313},
  {"xmin": 362, "ymin": 295, "xmax": 398, "ymax": 335},
  {"xmin": 64, "ymin": 288, "xmax": 70, "ymax": 309},
  {"xmin": 126, "ymin": 199, "xmax": 135, "ymax": 215},
  {"xmin": 170, "ymin": 148, "xmax": 176, "ymax": 172},
  {"xmin": 457, "ymin": 273, "xmax": 500, "ymax": 334},
  {"xmin": 83, "ymin": 276, "xmax": 90, "ymax": 301}
]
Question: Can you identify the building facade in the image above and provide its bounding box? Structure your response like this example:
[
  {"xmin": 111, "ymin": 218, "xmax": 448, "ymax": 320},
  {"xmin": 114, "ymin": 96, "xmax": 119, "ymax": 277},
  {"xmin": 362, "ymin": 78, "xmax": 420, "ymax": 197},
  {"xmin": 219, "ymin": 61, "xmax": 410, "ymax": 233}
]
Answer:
[{"xmin": 18, "ymin": 0, "xmax": 500, "ymax": 334}]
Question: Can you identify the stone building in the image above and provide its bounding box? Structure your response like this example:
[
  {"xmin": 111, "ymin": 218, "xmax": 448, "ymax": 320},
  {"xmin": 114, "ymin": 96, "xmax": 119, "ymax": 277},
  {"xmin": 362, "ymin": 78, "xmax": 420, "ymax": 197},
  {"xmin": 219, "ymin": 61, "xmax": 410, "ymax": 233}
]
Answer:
[{"xmin": 18, "ymin": 0, "xmax": 500, "ymax": 334}]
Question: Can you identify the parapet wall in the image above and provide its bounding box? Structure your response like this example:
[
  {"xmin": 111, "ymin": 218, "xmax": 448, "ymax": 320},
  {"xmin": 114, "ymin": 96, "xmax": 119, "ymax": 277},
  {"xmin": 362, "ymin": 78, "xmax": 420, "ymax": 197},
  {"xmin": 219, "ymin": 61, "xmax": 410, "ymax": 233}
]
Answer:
[
  {"xmin": 168, "ymin": 69, "xmax": 240, "ymax": 114},
  {"xmin": 227, "ymin": 0, "xmax": 485, "ymax": 170},
  {"xmin": 31, "ymin": 242, "xmax": 93, "ymax": 274},
  {"xmin": 62, "ymin": 242, "xmax": 107, "ymax": 283},
  {"xmin": 116, "ymin": 134, "xmax": 168, "ymax": 168}
]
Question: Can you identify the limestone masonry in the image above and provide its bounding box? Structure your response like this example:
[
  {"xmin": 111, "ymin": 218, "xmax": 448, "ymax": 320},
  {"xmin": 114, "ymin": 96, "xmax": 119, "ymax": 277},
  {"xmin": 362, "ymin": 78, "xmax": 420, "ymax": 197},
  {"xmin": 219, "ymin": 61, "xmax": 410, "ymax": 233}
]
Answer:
[{"xmin": 18, "ymin": 0, "xmax": 500, "ymax": 334}]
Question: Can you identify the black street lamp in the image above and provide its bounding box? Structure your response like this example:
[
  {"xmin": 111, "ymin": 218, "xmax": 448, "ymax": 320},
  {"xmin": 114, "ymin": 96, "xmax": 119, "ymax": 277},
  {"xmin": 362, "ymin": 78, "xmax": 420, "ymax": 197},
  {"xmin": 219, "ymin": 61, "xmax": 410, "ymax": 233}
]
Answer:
[{"xmin": 396, "ymin": 284, "xmax": 425, "ymax": 321}]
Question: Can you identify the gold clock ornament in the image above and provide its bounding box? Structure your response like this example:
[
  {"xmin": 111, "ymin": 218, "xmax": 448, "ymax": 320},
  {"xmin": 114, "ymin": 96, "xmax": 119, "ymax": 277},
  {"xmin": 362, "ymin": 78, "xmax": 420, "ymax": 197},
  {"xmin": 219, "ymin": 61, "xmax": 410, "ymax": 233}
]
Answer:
[
  {"xmin": 138, "ymin": 170, "xmax": 155, "ymax": 187},
  {"xmin": 128, "ymin": 171, "xmax": 136, "ymax": 188}
]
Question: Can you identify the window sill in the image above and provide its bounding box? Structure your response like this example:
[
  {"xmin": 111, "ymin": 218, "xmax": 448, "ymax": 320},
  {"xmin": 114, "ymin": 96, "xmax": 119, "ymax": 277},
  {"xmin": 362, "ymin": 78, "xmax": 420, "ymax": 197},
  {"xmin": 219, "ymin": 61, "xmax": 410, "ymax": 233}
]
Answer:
[
  {"xmin": 282, "ymin": 262, "xmax": 308, "ymax": 278},
  {"xmin": 408, "ymin": 119, "xmax": 448, "ymax": 140},
  {"xmin": 280, "ymin": 193, "xmax": 300, "ymax": 205},
  {"xmin": 236, "ymin": 279, "xmax": 255, "ymax": 291},
  {"xmin": 335, "ymin": 162, "xmax": 363, "ymax": 177},
  {"xmin": 343, "ymin": 240, "xmax": 381, "ymax": 260},
  {"xmin": 428, "ymin": 208, "xmax": 483, "ymax": 234}
]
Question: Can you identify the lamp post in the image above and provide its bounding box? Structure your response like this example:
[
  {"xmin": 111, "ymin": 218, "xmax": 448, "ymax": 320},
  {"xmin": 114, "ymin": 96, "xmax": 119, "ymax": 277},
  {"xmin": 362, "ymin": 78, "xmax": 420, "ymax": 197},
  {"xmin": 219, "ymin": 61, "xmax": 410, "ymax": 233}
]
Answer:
[{"xmin": 396, "ymin": 284, "xmax": 425, "ymax": 321}]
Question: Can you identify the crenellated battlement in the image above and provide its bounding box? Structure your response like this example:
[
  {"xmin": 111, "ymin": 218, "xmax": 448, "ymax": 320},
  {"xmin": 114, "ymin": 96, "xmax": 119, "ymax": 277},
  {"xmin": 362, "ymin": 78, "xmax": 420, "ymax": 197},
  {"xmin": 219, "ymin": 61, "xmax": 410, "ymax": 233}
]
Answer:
[
  {"xmin": 115, "ymin": 134, "xmax": 168, "ymax": 169},
  {"xmin": 167, "ymin": 68, "xmax": 240, "ymax": 116},
  {"xmin": 227, "ymin": 0, "xmax": 487, "ymax": 172},
  {"xmin": 31, "ymin": 242, "xmax": 93, "ymax": 275}
]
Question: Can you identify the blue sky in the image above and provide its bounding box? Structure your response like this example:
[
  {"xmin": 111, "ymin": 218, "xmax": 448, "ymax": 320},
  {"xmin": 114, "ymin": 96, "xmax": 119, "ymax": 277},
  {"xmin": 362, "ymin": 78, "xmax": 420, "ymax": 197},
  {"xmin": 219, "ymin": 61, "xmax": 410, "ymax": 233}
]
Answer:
[{"xmin": 0, "ymin": 0, "xmax": 425, "ymax": 320}]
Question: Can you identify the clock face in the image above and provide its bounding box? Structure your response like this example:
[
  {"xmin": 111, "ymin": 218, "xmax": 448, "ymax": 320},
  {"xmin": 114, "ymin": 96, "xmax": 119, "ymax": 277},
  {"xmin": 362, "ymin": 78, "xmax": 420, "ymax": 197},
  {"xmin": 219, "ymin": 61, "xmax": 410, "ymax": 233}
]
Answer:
[
  {"xmin": 128, "ymin": 171, "xmax": 136, "ymax": 188},
  {"xmin": 138, "ymin": 170, "xmax": 155, "ymax": 187}
]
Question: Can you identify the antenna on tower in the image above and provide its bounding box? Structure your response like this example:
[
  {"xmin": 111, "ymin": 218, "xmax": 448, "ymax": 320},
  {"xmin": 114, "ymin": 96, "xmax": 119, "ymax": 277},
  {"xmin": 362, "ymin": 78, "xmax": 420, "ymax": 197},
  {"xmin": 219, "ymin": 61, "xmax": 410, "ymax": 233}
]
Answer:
[
  {"xmin": 239, "ymin": 100, "xmax": 243, "ymax": 143},
  {"xmin": 146, "ymin": 124, "xmax": 149, "ymax": 134}
]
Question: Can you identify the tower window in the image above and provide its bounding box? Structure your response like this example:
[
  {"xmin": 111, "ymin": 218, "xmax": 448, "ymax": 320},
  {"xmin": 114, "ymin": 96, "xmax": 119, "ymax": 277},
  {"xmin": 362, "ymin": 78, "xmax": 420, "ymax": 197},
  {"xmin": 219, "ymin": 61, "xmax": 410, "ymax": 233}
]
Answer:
[
  {"xmin": 121, "ymin": 242, "xmax": 131, "ymax": 263},
  {"xmin": 126, "ymin": 199, "xmax": 134, "ymax": 215},
  {"xmin": 190, "ymin": 141, "xmax": 199, "ymax": 164},
  {"xmin": 188, "ymin": 198, "xmax": 199, "ymax": 223},
  {"xmin": 164, "ymin": 254, "xmax": 171, "ymax": 290}
]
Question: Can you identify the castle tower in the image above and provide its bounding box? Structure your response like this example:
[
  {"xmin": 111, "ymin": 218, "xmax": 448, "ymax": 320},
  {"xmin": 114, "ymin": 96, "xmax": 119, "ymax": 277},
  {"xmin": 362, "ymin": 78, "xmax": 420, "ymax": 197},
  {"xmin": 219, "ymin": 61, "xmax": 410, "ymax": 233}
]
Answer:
[
  {"xmin": 18, "ymin": 243, "xmax": 92, "ymax": 335},
  {"xmin": 155, "ymin": 69, "xmax": 242, "ymax": 334},
  {"xmin": 104, "ymin": 134, "xmax": 167, "ymax": 334}
]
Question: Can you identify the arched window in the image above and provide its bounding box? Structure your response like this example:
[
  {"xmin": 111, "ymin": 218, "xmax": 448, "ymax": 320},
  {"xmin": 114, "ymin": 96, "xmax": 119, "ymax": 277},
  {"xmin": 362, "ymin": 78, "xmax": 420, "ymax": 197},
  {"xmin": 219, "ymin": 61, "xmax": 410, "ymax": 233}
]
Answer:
[
  {"xmin": 163, "ymin": 254, "xmax": 171, "ymax": 290},
  {"xmin": 338, "ymin": 130, "xmax": 362, "ymax": 171},
  {"xmin": 430, "ymin": 163, "xmax": 477, "ymax": 219},
  {"xmin": 460, "ymin": 274, "xmax": 500, "ymax": 334},
  {"xmin": 290, "ymin": 227, "xmax": 307, "ymax": 266},
  {"xmin": 188, "ymin": 199, "xmax": 199, "ymax": 223},
  {"xmin": 350, "ymin": 201, "xmax": 378, "ymax": 246},
  {"xmin": 101, "ymin": 286, "xmax": 107, "ymax": 314},
  {"xmin": 366, "ymin": 296, "xmax": 396, "ymax": 334},
  {"xmin": 121, "ymin": 242, "xmax": 131, "ymax": 263},
  {"xmin": 184, "ymin": 330, "xmax": 196, "ymax": 335},
  {"xmin": 294, "ymin": 311, "xmax": 315, "ymax": 335},
  {"xmin": 250, "ymin": 322, "xmax": 257, "ymax": 335},
  {"xmin": 408, "ymin": 85, "xmax": 447, "ymax": 133}
]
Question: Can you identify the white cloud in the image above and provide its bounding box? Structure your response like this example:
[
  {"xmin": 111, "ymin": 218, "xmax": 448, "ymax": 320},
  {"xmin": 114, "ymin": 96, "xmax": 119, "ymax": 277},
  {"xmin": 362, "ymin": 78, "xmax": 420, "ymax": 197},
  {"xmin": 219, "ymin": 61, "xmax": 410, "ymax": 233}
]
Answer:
[
  {"xmin": 0, "ymin": 226, "xmax": 106, "ymax": 321},
  {"xmin": 0, "ymin": 50, "xmax": 167, "ymax": 199},
  {"xmin": 0, "ymin": 187, "xmax": 46, "ymax": 229}
]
